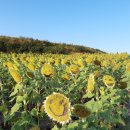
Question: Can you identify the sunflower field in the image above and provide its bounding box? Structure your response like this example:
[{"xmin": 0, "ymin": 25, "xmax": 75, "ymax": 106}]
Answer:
[{"xmin": 0, "ymin": 52, "xmax": 130, "ymax": 130}]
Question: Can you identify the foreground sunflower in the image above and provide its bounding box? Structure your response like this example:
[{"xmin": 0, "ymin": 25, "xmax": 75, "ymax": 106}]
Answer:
[
  {"xmin": 44, "ymin": 93, "xmax": 71, "ymax": 124},
  {"xmin": 103, "ymin": 75, "xmax": 115, "ymax": 88}
]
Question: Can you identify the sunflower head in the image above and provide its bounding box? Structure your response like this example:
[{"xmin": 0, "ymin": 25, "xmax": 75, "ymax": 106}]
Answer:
[
  {"xmin": 44, "ymin": 93, "xmax": 71, "ymax": 124},
  {"xmin": 26, "ymin": 71, "xmax": 34, "ymax": 79},
  {"xmin": 48, "ymin": 58, "xmax": 55, "ymax": 64},
  {"xmin": 93, "ymin": 71, "xmax": 101, "ymax": 79},
  {"xmin": 62, "ymin": 73, "xmax": 70, "ymax": 80},
  {"xmin": 70, "ymin": 65, "xmax": 79, "ymax": 74},
  {"xmin": 6, "ymin": 61, "xmax": 14, "ymax": 69},
  {"xmin": 27, "ymin": 63, "xmax": 36, "ymax": 71},
  {"xmin": 72, "ymin": 104, "xmax": 91, "ymax": 118},
  {"xmin": 86, "ymin": 74, "xmax": 95, "ymax": 93},
  {"xmin": 41, "ymin": 63, "xmax": 54, "ymax": 77},
  {"xmin": 77, "ymin": 59, "xmax": 84, "ymax": 67},
  {"xmin": 103, "ymin": 75, "xmax": 115, "ymax": 88},
  {"xmin": 9, "ymin": 69, "xmax": 22, "ymax": 83},
  {"xmin": 93, "ymin": 60, "xmax": 101, "ymax": 66},
  {"xmin": 65, "ymin": 66, "xmax": 71, "ymax": 73},
  {"xmin": 86, "ymin": 57, "xmax": 93, "ymax": 63},
  {"xmin": 126, "ymin": 63, "xmax": 130, "ymax": 72},
  {"xmin": 118, "ymin": 81, "xmax": 127, "ymax": 89}
]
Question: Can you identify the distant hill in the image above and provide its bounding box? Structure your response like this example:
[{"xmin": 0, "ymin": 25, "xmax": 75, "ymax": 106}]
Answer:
[{"xmin": 0, "ymin": 36, "xmax": 105, "ymax": 54}]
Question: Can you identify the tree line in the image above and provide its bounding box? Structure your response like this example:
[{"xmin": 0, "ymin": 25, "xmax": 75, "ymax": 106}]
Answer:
[{"xmin": 0, "ymin": 36, "xmax": 104, "ymax": 54}]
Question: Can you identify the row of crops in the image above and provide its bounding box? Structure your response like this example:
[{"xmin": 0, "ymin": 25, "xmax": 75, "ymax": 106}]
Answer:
[{"xmin": 0, "ymin": 52, "xmax": 130, "ymax": 130}]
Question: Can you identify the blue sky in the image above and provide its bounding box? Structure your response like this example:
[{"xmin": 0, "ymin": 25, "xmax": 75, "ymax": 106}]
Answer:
[{"xmin": 0, "ymin": 0, "xmax": 130, "ymax": 53}]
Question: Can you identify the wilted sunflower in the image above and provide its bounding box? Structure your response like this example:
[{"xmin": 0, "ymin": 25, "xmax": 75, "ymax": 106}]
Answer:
[
  {"xmin": 44, "ymin": 93, "xmax": 71, "ymax": 124},
  {"xmin": 72, "ymin": 104, "xmax": 91, "ymax": 118},
  {"xmin": 26, "ymin": 71, "xmax": 34, "ymax": 79},
  {"xmin": 93, "ymin": 71, "xmax": 100, "ymax": 79},
  {"xmin": 118, "ymin": 81, "xmax": 127, "ymax": 89},
  {"xmin": 93, "ymin": 60, "xmax": 101, "ymax": 66},
  {"xmin": 103, "ymin": 75, "xmax": 115, "ymax": 88},
  {"xmin": 86, "ymin": 74, "xmax": 95, "ymax": 93},
  {"xmin": 9, "ymin": 69, "xmax": 22, "ymax": 83},
  {"xmin": 41, "ymin": 63, "xmax": 54, "ymax": 77}
]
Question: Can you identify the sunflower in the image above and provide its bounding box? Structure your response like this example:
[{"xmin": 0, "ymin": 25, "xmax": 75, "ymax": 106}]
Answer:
[
  {"xmin": 44, "ymin": 93, "xmax": 71, "ymax": 124},
  {"xmin": 27, "ymin": 63, "xmax": 36, "ymax": 71},
  {"xmin": 118, "ymin": 81, "xmax": 127, "ymax": 89},
  {"xmin": 77, "ymin": 59, "xmax": 84, "ymax": 67},
  {"xmin": 48, "ymin": 58, "xmax": 55, "ymax": 64},
  {"xmin": 6, "ymin": 61, "xmax": 14, "ymax": 69},
  {"xmin": 86, "ymin": 74, "xmax": 95, "ymax": 93},
  {"xmin": 93, "ymin": 60, "xmax": 101, "ymax": 66},
  {"xmin": 9, "ymin": 69, "xmax": 22, "ymax": 83},
  {"xmin": 28, "ymin": 57, "xmax": 35, "ymax": 63},
  {"xmin": 61, "ymin": 59, "xmax": 68, "ymax": 65},
  {"xmin": 62, "ymin": 73, "xmax": 70, "ymax": 80},
  {"xmin": 86, "ymin": 57, "xmax": 93, "ymax": 63},
  {"xmin": 65, "ymin": 66, "xmax": 71, "ymax": 73},
  {"xmin": 93, "ymin": 71, "xmax": 100, "ymax": 79},
  {"xmin": 41, "ymin": 63, "xmax": 54, "ymax": 77},
  {"xmin": 72, "ymin": 104, "xmax": 91, "ymax": 118},
  {"xmin": 26, "ymin": 71, "xmax": 34, "ymax": 79},
  {"xmin": 103, "ymin": 75, "xmax": 115, "ymax": 88},
  {"xmin": 70, "ymin": 65, "xmax": 79, "ymax": 74}
]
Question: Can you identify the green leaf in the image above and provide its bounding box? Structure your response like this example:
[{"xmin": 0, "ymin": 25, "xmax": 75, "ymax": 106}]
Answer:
[
  {"xmin": 9, "ymin": 89, "xmax": 18, "ymax": 97},
  {"xmin": 68, "ymin": 121, "xmax": 78, "ymax": 129},
  {"xmin": 87, "ymin": 127, "xmax": 97, "ymax": 130},
  {"xmin": 31, "ymin": 108, "xmax": 38, "ymax": 116},
  {"xmin": 4, "ymin": 114, "xmax": 14, "ymax": 122},
  {"xmin": 16, "ymin": 96, "xmax": 23, "ymax": 103},
  {"xmin": 10, "ymin": 103, "xmax": 22, "ymax": 115},
  {"xmin": 82, "ymin": 93, "xmax": 94, "ymax": 98},
  {"xmin": 85, "ymin": 99, "xmax": 102, "ymax": 112},
  {"xmin": 51, "ymin": 125, "xmax": 59, "ymax": 130},
  {"xmin": 85, "ymin": 99, "xmax": 95, "ymax": 112},
  {"xmin": 29, "ymin": 125, "xmax": 40, "ymax": 130}
]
